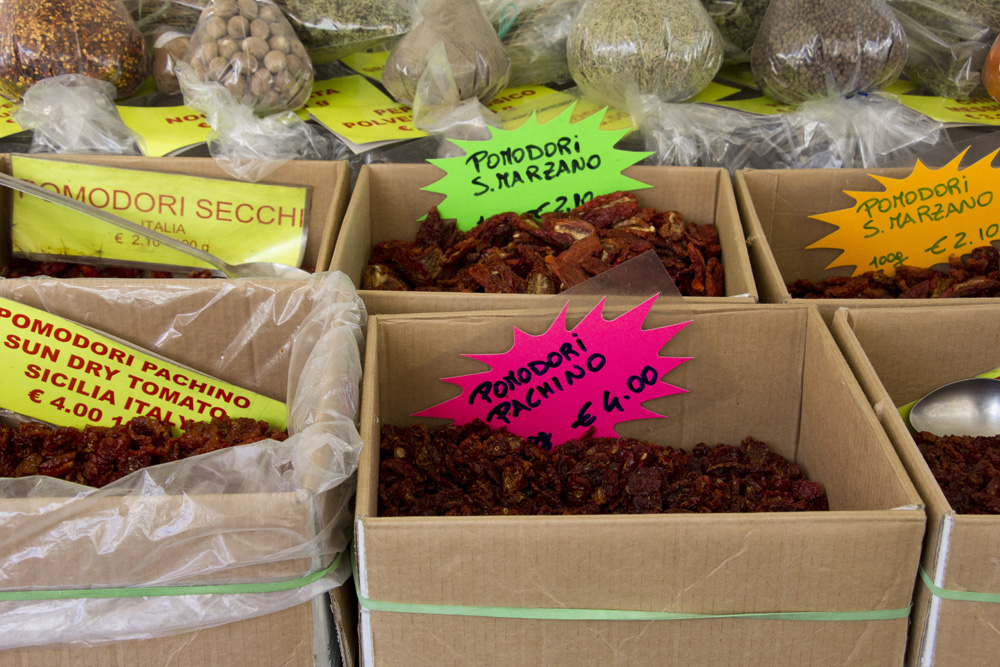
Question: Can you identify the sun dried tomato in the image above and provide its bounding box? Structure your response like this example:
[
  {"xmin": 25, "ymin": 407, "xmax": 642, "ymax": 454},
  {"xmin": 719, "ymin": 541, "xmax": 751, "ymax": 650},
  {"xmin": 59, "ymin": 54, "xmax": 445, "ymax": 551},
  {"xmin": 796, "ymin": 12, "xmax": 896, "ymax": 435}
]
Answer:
[
  {"xmin": 377, "ymin": 421, "xmax": 827, "ymax": 516},
  {"xmin": 0, "ymin": 416, "xmax": 286, "ymax": 487},
  {"xmin": 914, "ymin": 431, "xmax": 1000, "ymax": 513},
  {"xmin": 362, "ymin": 192, "xmax": 725, "ymax": 297}
]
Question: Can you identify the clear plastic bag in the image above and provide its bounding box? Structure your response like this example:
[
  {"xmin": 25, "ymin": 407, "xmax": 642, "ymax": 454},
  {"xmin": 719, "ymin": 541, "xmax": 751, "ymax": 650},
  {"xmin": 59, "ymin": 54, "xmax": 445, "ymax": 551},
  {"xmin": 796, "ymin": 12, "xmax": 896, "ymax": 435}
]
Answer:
[
  {"xmin": 14, "ymin": 75, "xmax": 144, "ymax": 155},
  {"xmin": 0, "ymin": 272, "xmax": 366, "ymax": 648},
  {"xmin": 889, "ymin": 0, "xmax": 1000, "ymax": 99},
  {"xmin": 0, "ymin": 0, "xmax": 149, "ymax": 103},
  {"xmin": 177, "ymin": 61, "xmax": 334, "ymax": 182},
  {"xmin": 276, "ymin": 0, "xmax": 410, "ymax": 63},
  {"xmin": 382, "ymin": 0, "xmax": 510, "ymax": 107},
  {"xmin": 986, "ymin": 31, "xmax": 1000, "ymax": 102},
  {"xmin": 485, "ymin": 0, "xmax": 583, "ymax": 87},
  {"xmin": 567, "ymin": 0, "xmax": 724, "ymax": 108},
  {"xmin": 700, "ymin": 0, "xmax": 772, "ymax": 62},
  {"xmin": 751, "ymin": 0, "xmax": 907, "ymax": 104},
  {"xmin": 152, "ymin": 27, "xmax": 192, "ymax": 95},
  {"xmin": 183, "ymin": 0, "xmax": 314, "ymax": 115}
]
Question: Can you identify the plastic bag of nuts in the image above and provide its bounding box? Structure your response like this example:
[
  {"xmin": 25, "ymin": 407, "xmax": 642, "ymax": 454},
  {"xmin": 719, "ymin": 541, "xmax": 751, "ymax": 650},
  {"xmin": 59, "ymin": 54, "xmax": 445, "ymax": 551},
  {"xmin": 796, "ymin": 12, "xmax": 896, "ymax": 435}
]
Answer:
[{"xmin": 183, "ymin": 0, "xmax": 313, "ymax": 114}]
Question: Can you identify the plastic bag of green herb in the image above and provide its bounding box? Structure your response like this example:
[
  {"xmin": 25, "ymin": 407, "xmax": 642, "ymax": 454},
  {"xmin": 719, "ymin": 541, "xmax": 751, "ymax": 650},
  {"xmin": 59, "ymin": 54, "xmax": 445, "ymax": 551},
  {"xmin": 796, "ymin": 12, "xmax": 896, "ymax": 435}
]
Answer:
[
  {"xmin": 479, "ymin": 0, "xmax": 583, "ymax": 86},
  {"xmin": 566, "ymin": 0, "xmax": 723, "ymax": 108},
  {"xmin": 274, "ymin": 0, "xmax": 410, "ymax": 64},
  {"xmin": 699, "ymin": 0, "xmax": 771, "ymax": 63},
  {"xmin": 887, "ymin": 0, "xmax": 1000, "ymax": 99},
  {"xmin": 751, "ymin": 0, "xmax": 907, "ymax": 104},
  {"xmin": 382, "ymin": 0, "xmax": 510, "ymax": 106}
]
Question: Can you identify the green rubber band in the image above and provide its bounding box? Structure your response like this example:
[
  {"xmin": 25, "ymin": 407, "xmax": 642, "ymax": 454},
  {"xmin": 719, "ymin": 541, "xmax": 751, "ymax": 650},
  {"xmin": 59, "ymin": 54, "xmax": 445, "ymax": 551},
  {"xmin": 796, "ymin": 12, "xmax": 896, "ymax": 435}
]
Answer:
[
  {"xmin": 920, "ymin": 567, "xmax": 1000, "ymax": 604},
  {"xmin": 352, "ymin": 552, "xmax": 909, "ymax": 622},
  {"xmin": 0, "ymin": 551, "xmax": 342, "ymax": 602},
  {"xmin": 496, "ymin": 3, "xmax": 517, "ymax": 40}
]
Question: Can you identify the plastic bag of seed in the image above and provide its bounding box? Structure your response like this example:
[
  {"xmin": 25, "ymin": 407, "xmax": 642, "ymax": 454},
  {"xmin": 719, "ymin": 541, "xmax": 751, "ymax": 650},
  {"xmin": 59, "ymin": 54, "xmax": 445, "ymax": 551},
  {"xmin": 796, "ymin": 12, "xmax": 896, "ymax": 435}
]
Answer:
[
  {"xmin": 182, "ymin": 0, "xmax": 313, "ymax": 115},
  {"xmin": 700, "ymin": 0, "xmax": 771, "ymax": 62},
  {"xmin": 567, "ymin": 0, "xmax": 724, "ymax": 108},
  {"xmin": 888, "ymin": 0, "xmax": 1000, "ymax": 99},
  {"xmin": 751, "ymin": 0, "xmax": 907, "ymax": 104}
]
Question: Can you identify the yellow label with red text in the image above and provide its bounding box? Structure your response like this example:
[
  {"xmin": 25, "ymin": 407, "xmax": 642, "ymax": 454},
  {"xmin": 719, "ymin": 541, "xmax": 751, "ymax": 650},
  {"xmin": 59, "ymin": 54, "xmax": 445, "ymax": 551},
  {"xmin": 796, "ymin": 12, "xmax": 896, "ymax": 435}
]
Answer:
[
  {"xmin": 0, "ymin": 298, "xmax": 286, "ymax": 430},
  {"xmin": 295, "ymin": 75, "xmax": 390, "ymax": 118},
  {"xmin": 0, "ymin": 100, "xmax": 22, "ymax": 138},
  {"xmin": 11, "ymin": 156, "xmax": 310, "ymax": 272},
  {"xmin": 340, "ymin": 52, "xmax": 390, "ymax": 81},
  {"xmin": 309, "ymin": 101, "xmax": 428, "ymax": 144},
  {"xmin": 808, "ymin": 149, "xmax": 1000, "ymax": 275},
  {"xmin": 116, "ymin": 105, "xmax": 210, "ymax": 157}
]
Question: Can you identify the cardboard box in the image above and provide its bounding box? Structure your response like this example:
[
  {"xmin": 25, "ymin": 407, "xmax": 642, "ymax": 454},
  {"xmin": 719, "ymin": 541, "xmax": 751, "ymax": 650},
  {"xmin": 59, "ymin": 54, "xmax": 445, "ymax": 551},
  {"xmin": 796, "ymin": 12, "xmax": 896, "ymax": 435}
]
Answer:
[
  {"xmin": 831, "ymin": 305, "xmax": 1000, "ymax": 666},
  {"xmin": 0, "ymin": 155, "xmax": 350, "ymax": 271},
  {"xmin": 0, "ymin": 277, "xmax": 360, "ymax": 658},
  {"xmin": 332, "ymin": 164, "xmax": 757, "ymax": 315},
  {"xmin": 355, "ymin": 303, "xmax": 925, "ymax": 666},
  {"xmin": 2, "ymin": 595, "xmax": 343, "ymax": 667},
  {"xmin": 734, "ymin": 168, "xmax": 1000, "ymax": 321}
]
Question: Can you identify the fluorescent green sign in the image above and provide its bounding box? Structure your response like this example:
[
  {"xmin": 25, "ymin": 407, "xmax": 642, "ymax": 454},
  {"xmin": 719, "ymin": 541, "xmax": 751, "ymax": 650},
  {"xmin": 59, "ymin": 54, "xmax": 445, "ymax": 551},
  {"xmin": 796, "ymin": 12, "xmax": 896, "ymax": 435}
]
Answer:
[
  {"xmin": 425, "ymin": 104, "xmax": 651, "ymax": 230},
  {"xmin": 11, "ymin": 156, "xmax": 310, "ymax": 272}
]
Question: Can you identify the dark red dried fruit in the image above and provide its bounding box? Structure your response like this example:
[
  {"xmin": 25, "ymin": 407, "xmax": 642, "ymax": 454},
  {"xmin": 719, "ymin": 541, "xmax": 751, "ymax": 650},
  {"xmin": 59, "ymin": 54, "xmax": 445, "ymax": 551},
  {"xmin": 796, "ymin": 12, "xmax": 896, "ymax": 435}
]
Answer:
[{"xmin": 914, "ymin": 430, "xmax": 1000, "ymax": 514}]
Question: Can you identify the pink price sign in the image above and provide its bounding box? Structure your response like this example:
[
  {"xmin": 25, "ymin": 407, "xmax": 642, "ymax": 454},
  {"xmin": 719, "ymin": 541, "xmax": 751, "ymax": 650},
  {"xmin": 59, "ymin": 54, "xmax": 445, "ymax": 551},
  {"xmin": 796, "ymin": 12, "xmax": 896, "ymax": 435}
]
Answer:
[{"xmin": 414, "ymin": 295, "xmax": 691, "ymax": 449}]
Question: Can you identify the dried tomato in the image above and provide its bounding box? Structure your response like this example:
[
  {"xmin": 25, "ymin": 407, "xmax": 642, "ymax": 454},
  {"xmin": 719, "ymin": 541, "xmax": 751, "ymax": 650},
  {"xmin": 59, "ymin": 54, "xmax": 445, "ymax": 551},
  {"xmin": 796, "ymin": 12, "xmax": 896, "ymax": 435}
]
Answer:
[
  {"xmin": 378, "ymin": 421, "xmax": 828, "ymax": 516},
  {"xmin": 914, "ymin": 431, "xmax": 1000, "ymax": 513}
]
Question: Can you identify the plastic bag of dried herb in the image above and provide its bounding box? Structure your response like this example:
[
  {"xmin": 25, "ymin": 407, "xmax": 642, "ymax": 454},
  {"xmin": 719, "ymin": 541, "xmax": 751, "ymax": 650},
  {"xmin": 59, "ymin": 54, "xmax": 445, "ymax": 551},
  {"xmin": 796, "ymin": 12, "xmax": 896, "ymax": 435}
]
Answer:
[
  {"xmin": 888, "ymin": 0, "xmax": 1000, "ymax": 99},
  {"xmin": 275, "ymin": 0, "xmax": 410, "ymax": 64},
  {"xmin": 566, "ymin": 0, "xmax": 723, "ymax": 108},
  {"xmin": 182, "ymin": 0, "xmax": 314, "ymax": 115},
  {"xmin": 481, "ymin": 0, "xmax": 583, "ymax": 87},
  {"xmin": 751, "ymin": 0, "xmax": 907, "ymax": 104},
  {"xmin": 0, "ymin": 0, "xmax": 150, "ymax": 103},
  {"xmin": 700, "ymin": 0, "xmax": 771, "ymax": 62}
]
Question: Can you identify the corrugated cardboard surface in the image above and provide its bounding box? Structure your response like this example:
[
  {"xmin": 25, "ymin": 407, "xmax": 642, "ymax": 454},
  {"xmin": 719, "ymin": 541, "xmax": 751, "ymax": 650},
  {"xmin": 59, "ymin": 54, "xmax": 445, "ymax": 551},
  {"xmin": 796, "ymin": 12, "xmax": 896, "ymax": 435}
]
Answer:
[
  {"xmin": 356, "ymin": 304, "xmax": 925, "ymax": 666},
  {"xmin": 735, "ymin": 168, "xmax": 1000, "ymax": 322},
  {"xmin": 1, "ymin": 596, "xmax": 336, "ymax": 667},
  {"xmin": 332, "ymin": 164, "xmax": 757, "ymax": 315},
  {"xmin": 832, "ymin": 306, "xmax": 1000, "ymax": 667},
  {"xmin": 0, "ymin": 155, "xmax": 350, "ymax": 271}
]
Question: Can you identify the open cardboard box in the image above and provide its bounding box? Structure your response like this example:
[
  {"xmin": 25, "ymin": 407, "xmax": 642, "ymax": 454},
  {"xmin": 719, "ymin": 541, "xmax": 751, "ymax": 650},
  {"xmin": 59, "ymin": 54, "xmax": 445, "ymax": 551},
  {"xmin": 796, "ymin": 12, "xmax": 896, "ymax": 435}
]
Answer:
[
  {"xmin": 0, "ymin": 277, "xmax": 361, "ymax": 664},
  {"xmin": 831, "ymin": 305, "xmax": 1000, "ymax": 666},
  {"xmin": 332, "ymin": 164, "xmax": 757, "ymax": 315},
  {"xmin": 5, "ymin": 595, "xmax": 346, "ymax": 667},
  {"xmin": 0, "ymin": 155, "xmax": 350, "ymax": 272},
  {"xmin": 355, "ymin": 302, "xmax": 925, "ymax": 666},
  {"xmin": 734, "ymin": 168, "xmax": 1000, "ymax": 322}
]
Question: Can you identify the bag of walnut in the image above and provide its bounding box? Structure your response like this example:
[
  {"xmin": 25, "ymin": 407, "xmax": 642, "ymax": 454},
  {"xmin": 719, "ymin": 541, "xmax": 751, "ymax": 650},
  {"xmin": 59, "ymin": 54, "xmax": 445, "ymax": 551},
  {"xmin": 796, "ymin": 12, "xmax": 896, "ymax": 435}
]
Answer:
[{"xmin": 183, "ymin": 0, "xmax": 313, "ymax": 115}]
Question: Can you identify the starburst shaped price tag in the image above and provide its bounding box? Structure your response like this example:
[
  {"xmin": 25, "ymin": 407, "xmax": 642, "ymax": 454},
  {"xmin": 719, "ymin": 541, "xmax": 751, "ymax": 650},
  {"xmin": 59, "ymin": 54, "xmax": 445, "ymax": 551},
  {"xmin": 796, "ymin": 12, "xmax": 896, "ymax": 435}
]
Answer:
[
  {"xmin": 414, "ymin": 294, "xmax": 691, "ymax": 448},
  {"xmin": 424, "ymin": 104, "xmax": 651, "ymax": 231}
]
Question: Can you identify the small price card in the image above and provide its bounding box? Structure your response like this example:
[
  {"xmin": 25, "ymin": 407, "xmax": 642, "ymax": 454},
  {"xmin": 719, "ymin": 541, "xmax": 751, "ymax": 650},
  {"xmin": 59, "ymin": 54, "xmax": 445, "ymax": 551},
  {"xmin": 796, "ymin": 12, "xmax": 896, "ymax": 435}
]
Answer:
[
  {"xmin": 415, "ymin": 295, "xmax": 691, "ymax": 449},
  {"xmin": 425, "ymin": 102, "xmax": 651, "ymax": 230},
  {"xmin": 116, "ymin": 105, "xmax": 209, "ymax": 157},
  {"xmin": 808, "ymin": 149, "xmax": 1000, "ymax": 275},
  {"xmin": 11, "ymin": 156, "xmax": 310, "ymax": 272},
  {"xmin": 0, "ymin": 298, "xmax": 286, "ymax": 430}
]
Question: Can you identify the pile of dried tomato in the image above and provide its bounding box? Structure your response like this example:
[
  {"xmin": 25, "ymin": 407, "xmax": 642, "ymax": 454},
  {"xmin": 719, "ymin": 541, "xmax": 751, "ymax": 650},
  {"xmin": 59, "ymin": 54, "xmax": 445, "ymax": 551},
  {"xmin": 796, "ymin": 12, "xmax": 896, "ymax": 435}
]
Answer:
[
  {"xmin": 378, "ymin": 420, "xmax": 827, "ymax": 516},
  {"xmin": 789, "ymin": 245, "xmax": 1000, "ymax": 298},
  {"xmin": 915, "ymin": 431, "xmax": 1000, "ymax": 513},
  {"xmin": 0, "ymin": 416, "xmax": 287, "ymax": 488},
  {"xmin": 363, "ymin": 191, "xmax": 724, "ymax": 296}
]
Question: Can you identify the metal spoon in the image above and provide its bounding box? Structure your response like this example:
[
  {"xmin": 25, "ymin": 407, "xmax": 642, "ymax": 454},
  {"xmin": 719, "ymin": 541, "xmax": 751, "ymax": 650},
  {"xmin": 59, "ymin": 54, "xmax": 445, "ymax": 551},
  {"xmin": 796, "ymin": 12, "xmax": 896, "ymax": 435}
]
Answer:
[
  {"xmin": 0, "ymin": 171, "xmax": 310, "ymax": 279},
  {"xmin": 909, "ymin": 377, "xmax": 1000, "ymax": 437}
]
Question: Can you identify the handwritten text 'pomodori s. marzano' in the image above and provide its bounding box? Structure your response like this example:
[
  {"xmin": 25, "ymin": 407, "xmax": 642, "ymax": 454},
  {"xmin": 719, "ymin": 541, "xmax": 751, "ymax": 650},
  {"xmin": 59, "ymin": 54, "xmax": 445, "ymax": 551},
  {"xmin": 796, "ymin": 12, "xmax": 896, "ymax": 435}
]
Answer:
[
  {"xmin": 2, "ymin": 308, "xmax": 255, "ymax": 426},
  {"xmin": 464, "ymin": 135, "xmax": 602, "ymax": 197},
  {"xmin": 15, "ymin": 179, "xmax": 305, "ymax": 227}
]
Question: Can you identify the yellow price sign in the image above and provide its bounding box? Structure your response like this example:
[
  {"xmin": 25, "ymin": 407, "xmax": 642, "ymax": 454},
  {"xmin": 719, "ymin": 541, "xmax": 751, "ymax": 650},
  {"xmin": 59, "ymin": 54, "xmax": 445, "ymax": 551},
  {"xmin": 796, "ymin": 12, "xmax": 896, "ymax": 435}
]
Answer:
[
  {"xmin": 0, "ymin": 298, "xmax": 286, "ymax": 430},
  {"xmin": 11, "ymin": 156, "xmax": 310, "ymax": 272},
  {"xmin": 809, "ymin": 149, "xmax": 1000, "ymax": 275}
]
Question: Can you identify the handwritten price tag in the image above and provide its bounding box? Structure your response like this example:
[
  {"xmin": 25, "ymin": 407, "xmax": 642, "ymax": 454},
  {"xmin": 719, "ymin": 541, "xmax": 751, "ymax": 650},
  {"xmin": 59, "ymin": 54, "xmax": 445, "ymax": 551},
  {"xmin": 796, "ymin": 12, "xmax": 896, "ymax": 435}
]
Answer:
[
  {"xmin": 414, "ymin": 295, "xmax": 691, "ymax": 448},
  {"xmin": 11, "ymin": 156, "xmax": 309, "ymax": 272},
  {"xmin": 808, "ymin": 149, "xmax": 1000, "ymax": 275},
  {"xmin": 424, "ymin": 103, "xmax": 651, "ymax": 231},
  {"xmin": 0, "ymin": 298, "xmax": 286, "ymax": 430}
]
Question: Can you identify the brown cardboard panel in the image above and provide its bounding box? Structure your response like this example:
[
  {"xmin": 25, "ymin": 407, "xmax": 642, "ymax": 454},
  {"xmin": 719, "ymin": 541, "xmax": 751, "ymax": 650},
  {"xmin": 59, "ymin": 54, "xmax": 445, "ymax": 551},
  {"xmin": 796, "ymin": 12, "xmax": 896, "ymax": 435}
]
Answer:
[
  {"xmin": 831, "ymin": 306, "xmax": 1000, "ymax": 666},
  {"xmin": 362, "ymin": 613, "xmax": 909, "ymax": 667},
  {"xmin": 333, "ymin": 164, "xmax": 757, "ymax": 315},
  {"xmin": 1, "ymin": 599, "xmax": 321, "ymax": 667},
  {"xmin": 735, "ymin": 169, "xmax": 1000, "ymax": 322},
  {"xmin": 356, "ymin": 304, "xmax": 925, "ymax": 666},
  {"xmin": 0, "ymin": 155, "xmax": 350, "ymax": 271}
]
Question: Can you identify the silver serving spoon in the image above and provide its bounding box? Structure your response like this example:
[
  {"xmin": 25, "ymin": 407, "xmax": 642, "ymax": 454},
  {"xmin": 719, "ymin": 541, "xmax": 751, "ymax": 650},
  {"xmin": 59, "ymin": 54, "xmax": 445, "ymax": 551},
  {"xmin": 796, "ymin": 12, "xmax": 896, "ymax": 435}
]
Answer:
[
  {"xmin": 0, "ymin": 171, "xmax": 310, "ymax": 279},
  {"xmin": 909, "ymin": 377, "xmax": 1000, "ymax": 437}
]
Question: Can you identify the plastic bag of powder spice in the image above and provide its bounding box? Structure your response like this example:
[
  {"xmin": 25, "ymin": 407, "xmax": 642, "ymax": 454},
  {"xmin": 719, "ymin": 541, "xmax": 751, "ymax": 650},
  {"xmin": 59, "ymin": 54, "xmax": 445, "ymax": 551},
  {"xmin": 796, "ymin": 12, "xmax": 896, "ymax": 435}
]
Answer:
[
  {"xmin": 0, "ymin": 273, "xmax": 366, "ymax": 649},
  {"xmin": 0, "ymin": 0, "xmax": 149, "ymax": 102}
]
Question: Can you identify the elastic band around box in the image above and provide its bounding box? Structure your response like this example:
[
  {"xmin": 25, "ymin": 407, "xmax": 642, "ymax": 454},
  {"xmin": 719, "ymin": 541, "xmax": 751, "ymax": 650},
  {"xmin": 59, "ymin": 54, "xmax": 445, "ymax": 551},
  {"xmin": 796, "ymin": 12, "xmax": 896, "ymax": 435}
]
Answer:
[
  {"xmin": 352, "ymin": 552, "xmax": 909, "ymax": 622},
  {"xmin": 0, "ymin": 551, "xmax": 342, "ymax": 602},
  {"xmin": 921, "ymin": 567, "xmax": 1000, "ymax": 604}
]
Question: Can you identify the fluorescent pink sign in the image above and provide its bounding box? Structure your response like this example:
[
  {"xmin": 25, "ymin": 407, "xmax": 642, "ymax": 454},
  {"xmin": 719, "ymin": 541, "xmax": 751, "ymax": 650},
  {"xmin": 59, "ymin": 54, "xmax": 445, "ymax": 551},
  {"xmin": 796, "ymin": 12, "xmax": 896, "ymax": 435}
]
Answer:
[{"xmin": 414, "ymin": 294, "xmax": 692, "ymax": 449}]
